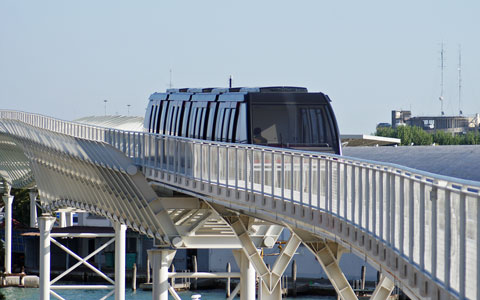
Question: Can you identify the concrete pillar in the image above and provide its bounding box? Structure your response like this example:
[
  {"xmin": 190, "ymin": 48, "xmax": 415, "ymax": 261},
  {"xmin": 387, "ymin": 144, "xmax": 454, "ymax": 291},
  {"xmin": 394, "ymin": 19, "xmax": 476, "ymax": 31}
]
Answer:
[
  {"xmin": 147, "ymin": 249, "xmax": 176, "ymax": 300},
  {"xmin": 39, "ymin": 215, "xmax": 56, "ymax": 300},
  {"xmin": 3, "ymin": 194, "xmax": 14, "ymax": 274},
  {"xmin": 28, "ymin": 191, "xmax": 38, "ymax": 228},
  {"xmin": 232, "ymin": 249, "xmax": 256, "ymax": 300},
  {"xmin": 59, "ymin": 212, "xmax": 67, "ymax": 228},
  {"xmin": 114, "ymin": 222, "xmax": 127, "ymax": 300},
  {"xmin": 65, "ymin": 212, "xmax": 73, "ymax": 227}
]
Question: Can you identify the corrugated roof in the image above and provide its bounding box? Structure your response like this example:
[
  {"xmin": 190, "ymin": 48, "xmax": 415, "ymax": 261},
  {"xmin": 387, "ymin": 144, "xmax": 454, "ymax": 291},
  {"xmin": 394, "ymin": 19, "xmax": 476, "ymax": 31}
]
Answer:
[{"xmin": 74, "ymin": 116, "xmax": 145, "ymax": 131}]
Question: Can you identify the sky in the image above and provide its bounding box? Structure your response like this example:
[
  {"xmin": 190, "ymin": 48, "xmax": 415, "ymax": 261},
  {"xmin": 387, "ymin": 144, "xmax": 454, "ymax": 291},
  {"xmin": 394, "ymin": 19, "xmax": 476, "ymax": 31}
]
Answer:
[{"xmin": 1, "ymin": 0, "xmax": 479, "ymax": 134}]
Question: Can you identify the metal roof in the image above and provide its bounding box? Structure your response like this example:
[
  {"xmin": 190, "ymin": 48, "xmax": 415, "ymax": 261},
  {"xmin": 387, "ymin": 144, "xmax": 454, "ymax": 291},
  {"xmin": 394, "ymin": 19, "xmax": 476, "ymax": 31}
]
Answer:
[{"xmin": 74, "ymin": 116, "xmax": 145, "ymax": 131}]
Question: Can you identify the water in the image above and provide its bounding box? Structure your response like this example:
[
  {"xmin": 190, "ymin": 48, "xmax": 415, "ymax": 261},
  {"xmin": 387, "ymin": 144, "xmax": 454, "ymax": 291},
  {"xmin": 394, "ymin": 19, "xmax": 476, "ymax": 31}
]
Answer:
[{"xmin": 0, "ymin": 287, "xmax": 335, "ymax": 300}]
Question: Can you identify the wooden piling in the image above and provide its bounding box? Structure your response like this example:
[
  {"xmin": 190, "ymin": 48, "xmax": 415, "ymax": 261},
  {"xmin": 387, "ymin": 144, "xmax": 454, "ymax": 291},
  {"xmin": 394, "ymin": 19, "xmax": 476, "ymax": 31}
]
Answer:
[
  {"xmin": 171, "ymin": 264, "xmax": 176, "ymax": 288},
  {"xmin": 132, "ymin": 263, "xmax": 137, "ymax": 291},
  {"xmin": 192, "ymin": 255, "xmax": 198, "ymax": 290},
  {"xmin": 361, "ymin": 265, "xmax": 366, "ymax": 291},
  {"xmin": 226, "ymin": 262, "xmax": 231, "ymax": 297},
  {"xmin": 147, "ymin": 257, "xmax": 151, "ymax": 283},
  {"xmin": 292, "ymin": 260, "xmax": 297, "ymax": 297}
]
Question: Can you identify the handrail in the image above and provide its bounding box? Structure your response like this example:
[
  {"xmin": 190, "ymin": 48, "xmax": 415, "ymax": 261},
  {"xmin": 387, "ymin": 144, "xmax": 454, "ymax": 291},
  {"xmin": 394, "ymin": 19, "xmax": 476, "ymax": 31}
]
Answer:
[{"xmin": 1, "ymin": 109, "xmax": 479, "ymax": 299}]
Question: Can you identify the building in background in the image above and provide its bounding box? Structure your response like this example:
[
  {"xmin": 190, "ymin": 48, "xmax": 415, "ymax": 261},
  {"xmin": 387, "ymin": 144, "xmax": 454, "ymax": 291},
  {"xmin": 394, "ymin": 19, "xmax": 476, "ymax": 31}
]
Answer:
[{"xmin": 391, "ymin": 110, "xmax": 480, "ymax": 134}]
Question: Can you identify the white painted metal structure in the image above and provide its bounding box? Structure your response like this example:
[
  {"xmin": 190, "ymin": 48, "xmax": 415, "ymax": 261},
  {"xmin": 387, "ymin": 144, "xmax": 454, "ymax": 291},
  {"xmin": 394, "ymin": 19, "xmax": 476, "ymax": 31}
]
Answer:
[{"xmin": 0, "ymin": 110, "xmax": 479, "ymax": 300}]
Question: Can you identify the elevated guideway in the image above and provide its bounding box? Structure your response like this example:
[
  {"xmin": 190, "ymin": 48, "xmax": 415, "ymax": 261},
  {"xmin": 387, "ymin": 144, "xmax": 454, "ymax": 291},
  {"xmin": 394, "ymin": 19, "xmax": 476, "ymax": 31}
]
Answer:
[{"xmin": 0, "ymin": 110, "xmax": 479, "ymax": 300}]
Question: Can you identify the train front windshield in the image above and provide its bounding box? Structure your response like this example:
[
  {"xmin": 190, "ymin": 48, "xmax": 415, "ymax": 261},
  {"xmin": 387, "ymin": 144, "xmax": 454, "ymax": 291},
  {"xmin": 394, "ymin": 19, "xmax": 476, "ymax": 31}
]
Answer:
[{"xmin": 251, "ymin": 104, "xmax": 338, "ymax": 152}]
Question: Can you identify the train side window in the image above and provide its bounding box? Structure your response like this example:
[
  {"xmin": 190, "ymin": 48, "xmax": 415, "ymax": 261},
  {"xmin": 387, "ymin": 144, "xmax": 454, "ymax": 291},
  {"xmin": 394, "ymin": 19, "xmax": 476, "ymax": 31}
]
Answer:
[
  {"xmin": 189, "ymin": 106, "xmax": 199, "ymax": 138},
  {"xmin": 235, "ymin": 103, "xmax": 247, "ymax": 143},
  {"xmin": 321, "ymin": 108, "xmax": 334, "ymax": 144},
  {"xmin": 148, "ymin": 105, "xmax": 154, "ymax": 132},
  {"xmin": 171, "ymin": 106, "xmax": 179, "ymax": 136},
  {"xmin": 155, "ymin": 104, "xmax": 162, "ymax": 134},
  {"xmin": 194, "ymin": 107, "xmax": 203, "ymax": 138},
  {"xmin": 300, "ymin": 108, "xmax": 312, "ymax": 143},
  {"xmin": 165, "ymin": 104, "xmax": 175, "ymax": 135},
  {"xmin": 158, "ymin": 101, "xmax": 169, "ymax": 134},
  {"xmin": 222, "ymin": 108, "xmax": 231, "ymax": 142},
  {"xmin": 215, "ymin": 108, "xmax": 226, "ymax": 141},
  {"xmin": 201, "ymin": 107, "xmax": 209, "ymax": 139},
  {"xmin": 227, "ymin": 108, "xmax": 237, "ymax": 142},
  {"xmin": 181, "ymin": 102, "xmax": 191, "ymax": 137},
  {"xmin": 309, "ymin": 109, "xmax": 320, "ymax": 142},
  {"xmin": 206, "ymin": 103, "xmax": 218, "ymax": 140},
  {"xmin": 174, "ymin": 104, "xmax": 183, "ymax": 136},
  {"xmin": 150, "ymin": 105, "xmax": 157, "ymax": 133}
]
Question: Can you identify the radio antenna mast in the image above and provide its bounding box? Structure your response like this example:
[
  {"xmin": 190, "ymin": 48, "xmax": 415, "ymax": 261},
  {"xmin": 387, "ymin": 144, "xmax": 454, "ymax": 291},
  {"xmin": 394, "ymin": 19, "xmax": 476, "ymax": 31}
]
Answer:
[
  {"xmin": 439, "ymin": 43, "xmax": 445, "ymax": 116},
  {"xmin": 458, "ymin": 45, "xmax": 462, "ymax": 115},
  {"xmin": 169, "ymin": 69, "xmax": 173, "ymax": 89}
]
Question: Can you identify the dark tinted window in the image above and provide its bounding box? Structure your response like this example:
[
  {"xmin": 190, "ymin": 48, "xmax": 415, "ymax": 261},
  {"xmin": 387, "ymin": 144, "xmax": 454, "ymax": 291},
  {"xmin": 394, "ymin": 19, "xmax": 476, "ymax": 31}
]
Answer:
[
  {"xmin": 222, "ymin": 108, "xmax": 231, "ymax": 142},
  {"xmin": 206, "ymin": 102, "xmax": 218, "ymax": 140},
  {"xmin": 251, "ymin": 104, "xmax": 334, "ymax": 148},
  {"xmin": 235, "ymin": 103, "xmax": 247, "ymax": 143},
  {"xmin": 215, "ymin": 108, "xmax": 226, "ymax": 141},
  {"xmin": 150, "ymin": 105, "xmax": 157, "ymax": 133},
  {"xmin": 158, "ymin": 101, "xmax": 169, "ymax": 134},
  {"xmin": 174, "ymin": 104, "xmax": 183, "ymax": 135},
  {"xmin": 227, "ymin": 108, "xmax": 237, "ymax": 142},
  {"xmin": 181, "ymin": 102, "xmax": 192, "ymax": 137},
  {"xmin": 165, "ymin": 103, "xmax": 175, "ymax": 135},
  {"xmin": 189, "ymin": 107, "xmax": 198, "ymax": 138}
]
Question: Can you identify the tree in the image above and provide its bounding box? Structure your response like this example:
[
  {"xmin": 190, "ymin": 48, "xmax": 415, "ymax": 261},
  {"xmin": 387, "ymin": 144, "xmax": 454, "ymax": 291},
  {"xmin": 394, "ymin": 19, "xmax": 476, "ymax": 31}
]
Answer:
[{"xmin": 375, "ymin": 125, "xmax": 480, "ymax": 146}]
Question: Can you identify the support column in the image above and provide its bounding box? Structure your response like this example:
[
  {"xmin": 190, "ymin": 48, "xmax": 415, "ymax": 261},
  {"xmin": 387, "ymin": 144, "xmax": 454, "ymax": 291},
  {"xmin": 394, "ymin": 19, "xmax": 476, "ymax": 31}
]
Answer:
[
  {"xmin": 232, "ymin": 250, "xmax": 256, "ymax": 300},
  {"xmin": 39, "ymin": 215, "xmax": 56, "ymax": 300},
  {"xmin": 370, "ymin": 274, "xmax": 395, "ymax": 300},
  {"xmin": 65, "ymin": 212, "xmax": 73, "ymax": 227},
  {"xmin": 307, "ymin": 241, "xmax": 358, "ymax": 300},
  {"xmin": 3, "ymin": 194, "xmax": 14, "ymax": 274},
  {"xmin": 29, "ymin": 191, "xmax": 38, "ymax": 228},
  {"xmin": 147, "ymin": 249, "xmax": 176, "ymax": 300},
  {"xmin": 114, "ymin": 222, "xmax": 127, "ymax": 300},
  {"xmin": 59, "ymin": 212, "xmax": 67, "ymax": 228}
]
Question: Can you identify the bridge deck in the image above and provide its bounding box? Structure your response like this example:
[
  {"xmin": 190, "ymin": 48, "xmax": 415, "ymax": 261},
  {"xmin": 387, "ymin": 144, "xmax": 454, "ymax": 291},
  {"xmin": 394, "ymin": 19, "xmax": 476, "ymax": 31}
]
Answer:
[{"xmin": 1, "ymin": 110, "xmax": 479, "ymax": 300}]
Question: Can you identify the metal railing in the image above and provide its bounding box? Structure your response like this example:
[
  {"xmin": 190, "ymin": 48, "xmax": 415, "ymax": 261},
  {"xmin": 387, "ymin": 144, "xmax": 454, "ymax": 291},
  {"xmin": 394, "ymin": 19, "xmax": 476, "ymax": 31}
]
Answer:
[{"xmin": 1, "ymin": 110, "xmax": 479, "ymax": 299}]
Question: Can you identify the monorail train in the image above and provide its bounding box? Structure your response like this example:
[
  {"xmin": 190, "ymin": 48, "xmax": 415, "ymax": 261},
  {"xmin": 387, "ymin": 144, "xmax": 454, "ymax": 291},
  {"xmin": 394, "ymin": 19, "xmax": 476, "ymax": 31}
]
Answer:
[{"xmin": 144, "ymin": 87, "xmax": 342, "ymax": 154}]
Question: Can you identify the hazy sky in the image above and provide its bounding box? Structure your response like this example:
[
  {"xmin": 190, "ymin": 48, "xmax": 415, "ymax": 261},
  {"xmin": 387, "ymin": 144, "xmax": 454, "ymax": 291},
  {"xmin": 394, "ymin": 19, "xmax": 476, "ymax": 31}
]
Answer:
[{"xmin": 1, "ymin": 1, "xmax": 479, "ymax": 134}]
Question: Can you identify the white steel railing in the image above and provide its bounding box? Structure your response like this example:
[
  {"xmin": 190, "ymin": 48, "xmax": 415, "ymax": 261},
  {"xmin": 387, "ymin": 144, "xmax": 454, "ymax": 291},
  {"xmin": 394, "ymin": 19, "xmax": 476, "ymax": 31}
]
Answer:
[{"xmin": 1, "ymin": 110, "xmax": 479, "ymax": 299}]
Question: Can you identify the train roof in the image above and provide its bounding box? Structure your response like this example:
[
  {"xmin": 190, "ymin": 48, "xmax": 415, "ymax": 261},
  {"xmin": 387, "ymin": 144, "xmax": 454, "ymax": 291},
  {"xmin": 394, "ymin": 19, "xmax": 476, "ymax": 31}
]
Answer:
[
  {"xmin": 149, "ymin": 86, "xmax": 331, "ymax": 104},
  {"xmin": 165, "ymin": 86, "xmax": 308, "ymax": 94}
]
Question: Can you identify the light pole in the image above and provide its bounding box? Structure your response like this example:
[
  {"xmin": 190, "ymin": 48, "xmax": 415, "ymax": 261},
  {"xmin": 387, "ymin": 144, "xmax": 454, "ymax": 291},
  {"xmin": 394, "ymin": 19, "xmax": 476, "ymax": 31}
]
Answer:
[
  {"xmin": 104, "ymin": 100, "xmax": 108, "ymax": 116},
  {"xmin": 127, "ymin": 104, "xmax": 131, "ymax": 116}
]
